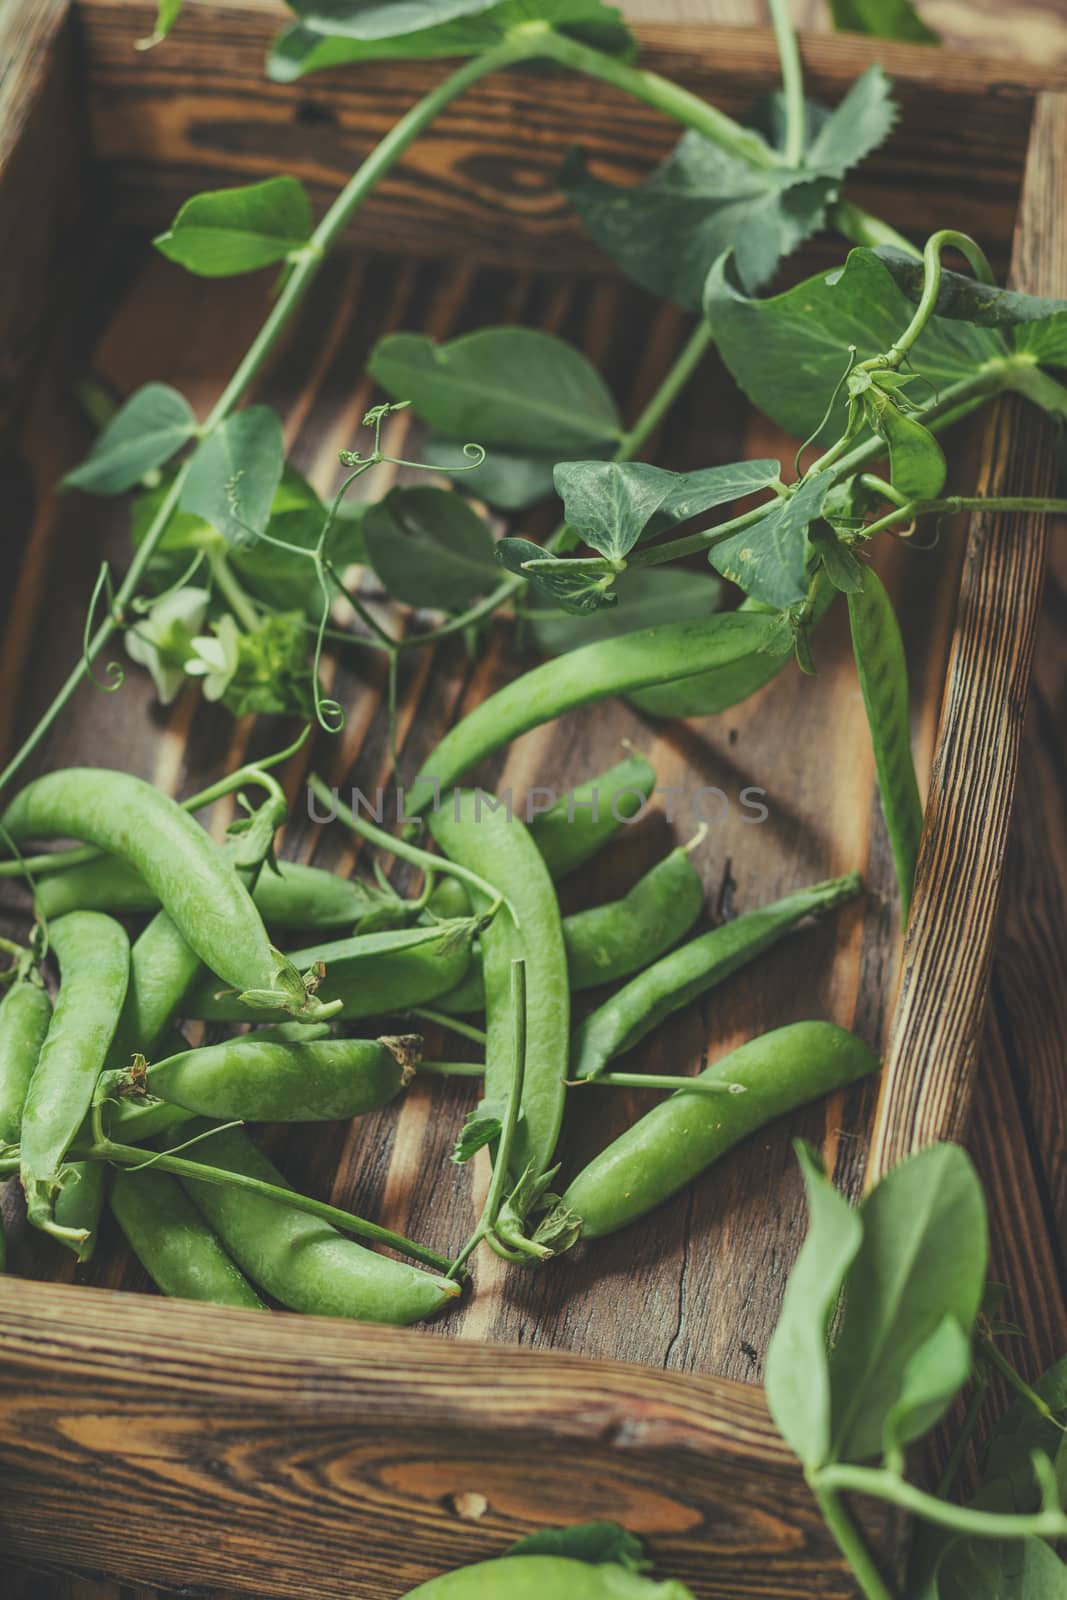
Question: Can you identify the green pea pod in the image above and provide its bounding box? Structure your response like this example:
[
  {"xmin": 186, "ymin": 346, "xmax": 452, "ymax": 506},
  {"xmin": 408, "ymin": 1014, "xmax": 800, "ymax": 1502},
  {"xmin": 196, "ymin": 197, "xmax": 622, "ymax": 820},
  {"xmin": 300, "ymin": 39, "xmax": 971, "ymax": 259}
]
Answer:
[
  {"xmin": 36, "ymin": 855, "xmax": 393, "ymax": 932},
  {"xmin": 0, "ymin": 978, "xmax": 52, "ymax": 1147},
  {"xmin": 111, "ymin": 1166, "xmax": 266, "ymax": 1309},
  {"xmin": 1, "ymin": 769, "xmax": 321, "ymax": 1017},
  {"xmin": 400, "ymin": 1557, "xmax": 695, "ymax": 1598},
  {"xmin": 132, "ymin": 1036, "xmax": 412, "ymax": 1123},
  {"xmin": 571, "ymin": 873, "xmax": 863, "ymax": 1081},
  {"xmin": 20, "ymin": 911, "xmax": 129, "ymax": 1245},
  {"xmin": 563, "ymin": 1021, "xmax": 880, "ymax": 1239},
  {"xmin": 435, "ymin": 845, "xmax": 705, "ymax": 1013},
  {"xmin": 170, "ymin": 1122, "xmax": 460, "ymax": 1324},
  {"xmin": 847, "ymin": 567, "xmax": 924, "ymax": 917},
  {"xmin": 863, "ymin": 386, "xmax": 947, "ymax": 501},
  {"xmin": 182, "ymin": 918, "xmax": 478, "ymax": 1023},
  {"xmin": 52, "ymin": 1160, "xmax": 107, "ymax": 1264},
  {"xmin": 525, "ymin": 754, "xmax": 656, "ymax": 879},
  {"xmin": 407, "ymin": 613, "xmax": 775, "ymax": 814},
  {"xmin": 430, "ymin": 791, "xmax": 569, "ymax": 1184}
]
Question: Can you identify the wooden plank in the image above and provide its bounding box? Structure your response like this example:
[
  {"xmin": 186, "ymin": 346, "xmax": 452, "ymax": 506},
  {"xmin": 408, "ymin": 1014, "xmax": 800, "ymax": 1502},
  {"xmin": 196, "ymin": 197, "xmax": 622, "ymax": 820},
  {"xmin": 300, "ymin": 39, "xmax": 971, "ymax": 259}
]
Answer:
[
  {"xmin": 73, "ymin": 0, "xmax": 1044, "ymax": 272},
  {"xmin": 868, "ymin": 91, "xmax": 1067, "ymax": 1177},
  {"xmin": 0, "ymin": 1278, "xmax": 899, "ymax": 1600}
]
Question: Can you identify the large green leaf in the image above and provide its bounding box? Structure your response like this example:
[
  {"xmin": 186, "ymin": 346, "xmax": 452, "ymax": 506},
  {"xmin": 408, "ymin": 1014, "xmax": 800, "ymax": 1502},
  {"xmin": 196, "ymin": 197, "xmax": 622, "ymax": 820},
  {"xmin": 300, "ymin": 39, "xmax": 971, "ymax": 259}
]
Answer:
[
  {"xmin": 561, "ymin": 67, "xmax": 895, "ymax": 306},
  {"xmin": 765, "ymin": 1142, "xmax": 864, "ymax": 1470},
  {"xmin": 154, "ymin": 176, "xmax": 313, "ymax": 277},
  {"xmin": 63, "ymin": 383, "xmax": 198, "ymax": 495},
  {"xmin": 936, "ymin": 1537, "xmax": 1067, "ymax": 1599},
  {"xmin": 828, "ymin": 1144, "xmax": 988, "ymax": 1464},
  {"xmin": 270, "ymin": 0, "xmax": 631, "ymax": 77},
  {"xmin": 553, "ymin": 462, "xmax": 672, "ymax": 560},
  {"xmin": 709, "ymin": 472, "xmax": 831, "ymax": 607},
  {"xmin": 705, "ymin": 248, "xmax": 1003, "ymax": 440},
  {"xmin": 180, "ymin": 407, "xmax": 285, "ymax": 547},
  {"xmin": 829, "ymin": 0, "xmax": 938, "ymax": 45},
  {"xmin": 368, "ymin": 327, "xmax": 622, "ymax": 455},
  {"xmin": 526, "ymin": 566, "xmax": 723, "ymax": 654},
  {"xmin": 362, "ymin": 486, "xmax": 498, "ymax": 609}
]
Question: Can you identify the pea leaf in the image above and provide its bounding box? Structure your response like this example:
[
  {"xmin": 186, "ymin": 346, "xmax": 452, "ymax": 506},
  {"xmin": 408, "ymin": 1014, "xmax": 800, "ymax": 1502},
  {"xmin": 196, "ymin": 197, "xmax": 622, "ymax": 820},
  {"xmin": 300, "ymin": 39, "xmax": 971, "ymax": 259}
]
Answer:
[
  {"xmin": 139, "ymin": 0, "xmax": 184, "ymax": 47},
  {"xmin": 368, "ymin": 327, "xmax": 622, "ymax": 456},
  {"xmin": 828, "ymin": 1143, "xmax": 988, "ymax": 1464},
  {"xmin": 62, "ymin": 383, "xmax": 198, "ymax": 495},
  {"xmin": 452, "ymin": 1097, "xmax": 506, "ymax": 1164},
  {"xmin": 424, "ymin": 435, "xmax": 556, "ymax": 511},
  {"xmin": 809, "ymin": 524, "xmax": 865, "ymax": 593},
  {"xmin": 709, "ymin": 472, "xmax": 831, "ymax": 607},
  {"xmin": 505, "ymin": 1522, "xmax": 650, "ymax": 1572},
  {"xmin": 829, "ymin": 0, "xmax": 938, "ymax": 45},
  {"xmin": 526, "ymin": 566, "xmax": 724, "ymax": 655},
  {"xmin": 765, "ymin": 1142, "xmax": 864, "ymax": 1470},
  {"xmin": 882, "ymin": 1316, "xmax": 972, "ymax": 1472},
  {"xmin": 874, "ymin": 247, "xmax": 1067, "ymax": 331},
  {"xmin": 705, "ymin": 248, "xmax": 1003, "ymax": 440},
  {"xmin": 362, "ymin": 487, "xmax": 498, "ymax": 610},
  {"xmin": 553, "ymin": 462, "xmax": 672, "ymax": 561},
  {"xmin": 936, "ymin": 1536, "xmax": 1067, "ymax": 1599},
  {"xmin": 650, "ymin": 459, "xmax": 782, "ymax": 529},
  {"xmin": 154, "ymin": 176, "xmax": 313, "ymax": 277},
  {"xmin": 270, "ymin": 0, "xmax": 632, "ymax": 78},
  {"xmin": 978, "ymin": 1355, "xmax": 1067, "ymax": 1514},
  {"xmin": 180, "ymin": 407, "xmax": 285, "ymax": 548},
  {"xmin": 497, "ymin": 538, "xmax": 618, "ymax": 614},
  {"xmin": 804, "ymin": 66, "xmax": 899, "ymax": 180},
  {"xmin": 291, "ymin": 0, "xmax": 502, "ymax": 36}
]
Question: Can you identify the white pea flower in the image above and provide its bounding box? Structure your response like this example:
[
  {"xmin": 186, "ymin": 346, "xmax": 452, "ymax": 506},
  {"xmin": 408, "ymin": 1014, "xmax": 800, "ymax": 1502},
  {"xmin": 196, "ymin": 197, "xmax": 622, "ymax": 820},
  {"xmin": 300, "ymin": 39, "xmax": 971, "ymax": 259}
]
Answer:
[
  {"xmin": 185, "ymin": 614, "xmax": 242, "ymax": 702},
  {"xmin": 125, "ymin": 586, "xmax": 210, "ymax": 705}
]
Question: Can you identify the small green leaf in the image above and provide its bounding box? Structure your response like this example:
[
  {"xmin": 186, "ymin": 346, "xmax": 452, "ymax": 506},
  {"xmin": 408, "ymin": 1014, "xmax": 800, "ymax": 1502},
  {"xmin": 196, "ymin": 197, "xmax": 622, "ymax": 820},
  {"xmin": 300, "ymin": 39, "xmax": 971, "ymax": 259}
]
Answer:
[
  {"xmin": 292, "ymin": 0, "xmax": 502, "ymax": 37},
  {"xmin": 829, "ymin": 0, "xmax": 938, "ymax": 45},
  {"xmin": 710, "ymin": 473, "xmax": 831, "ymax": 608},
  {"xmin": 452, "ymin": 1097, "xmax": 506, "ymax": 1164},
  {"xmin": 649, "ymin": 459, "xmax": 782, "ymax": 530},
  {"xmin": 140, "ymin": 0, "xmax": 184, "ymax": 47},
  {"xmin": 860, "ymin": 382, "xmax": 947, "ymax": 500},
  {"xmin": 362, "ymin": 487, "xmax": 498, "ymax": 610},
  {"xmin": 809, "ymin": 524, "xmax": 865, "ymax": 593},
  {"xmin": 424, "ymin": 435, "xmax": 557, "ymax": 511},
  {"xmin": 505, "ymin": 1522, "xmax": 650, "ymax": 1571},
  {"xmin": 765, "ymin": 1141, "xmax": 864, "ymax": 1469},
  {"xmin": 554, "ymin": 461, "xmax": 673, "ymax": 560},
  {"xmin": 497, "ymin": 538, "xmax": 618, "ymax": 614},
  {"xmin": 828, "ymin": 1143, "xmax": 988, "ymax": 1464},
  {"xmin": 705, "ymin": 248, "xmax": 1003, "ymax": 442},
  {"xmin": 526, "ymin": 566, "xmax": 723, "ymax": 654},
  {"xmin": 63, "ymin": 383, "xmax": 197, "ymax": 495},
  {"xmin": 154, "ymin": 176, "xmax": 313, "ymax": 277},
  {"xmin": 369, "ymin": 327, "xmax": 621, "ymax": 456},
  {"xmin": 805, "ymin": 67, "xmax": 898, "ymax": 180},
  {"xmin": 936, "ymin": 1537, "xmax": 1067, "ymax": 1599},
  {"xmin": 883, "ymin": 1316, "xmax": 972, "ymax": 1472},
  {"xmin": 180, "ymin": 407, "xmax": 285, "ymax": 547}
]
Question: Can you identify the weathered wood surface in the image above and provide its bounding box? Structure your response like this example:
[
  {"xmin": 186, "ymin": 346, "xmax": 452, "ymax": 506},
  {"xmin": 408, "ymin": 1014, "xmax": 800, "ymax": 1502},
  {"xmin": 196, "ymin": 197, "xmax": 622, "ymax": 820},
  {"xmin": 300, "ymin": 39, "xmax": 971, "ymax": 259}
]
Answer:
[
  {"xmin": 868, "ymin": 89, "xmax": 1067, "ymax": 1178},
  {"xmin": 74, "ymin": 0, "xmax": 1056, "ymax": 277}
]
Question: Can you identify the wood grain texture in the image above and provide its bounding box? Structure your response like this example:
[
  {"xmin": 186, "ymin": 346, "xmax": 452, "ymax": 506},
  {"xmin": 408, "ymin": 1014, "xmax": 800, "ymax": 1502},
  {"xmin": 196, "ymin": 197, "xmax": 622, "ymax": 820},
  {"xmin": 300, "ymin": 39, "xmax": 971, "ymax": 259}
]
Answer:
[
  {"xmin": 868, "ymin": 91, "xmax": 1067, "ymax": 1179},
  {"xmin": 72, "ymin": 0, "xmax": 1052, "ymax": 276}
]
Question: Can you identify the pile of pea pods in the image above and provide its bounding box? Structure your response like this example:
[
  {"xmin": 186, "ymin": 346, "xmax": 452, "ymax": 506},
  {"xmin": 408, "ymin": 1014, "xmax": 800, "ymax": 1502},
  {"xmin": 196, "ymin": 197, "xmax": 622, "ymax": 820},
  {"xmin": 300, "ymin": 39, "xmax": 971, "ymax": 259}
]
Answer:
[{"xmin": 0, "ymin": 733, "xmax": 877, "ymax": 1322}]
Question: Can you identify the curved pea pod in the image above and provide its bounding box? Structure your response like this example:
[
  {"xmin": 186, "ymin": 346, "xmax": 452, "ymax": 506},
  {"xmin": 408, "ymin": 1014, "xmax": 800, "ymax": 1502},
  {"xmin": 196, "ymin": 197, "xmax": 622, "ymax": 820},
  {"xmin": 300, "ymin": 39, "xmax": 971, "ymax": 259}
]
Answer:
[
  {"xmin": 169, "ymin": 1123, "xmax": 460, "ymax": 1325},
  {"xmin": 53, "ymin": 1161, "xmax": 107, "ymax": 1264},
  {"xmin": 19, "ymin": 911, "xmax": 129, "ymax": 1245},
  {"xmin": 525, "ymin": 753, "xmax": 656, "ymax": 879},
  {"xmin": 0, "ymin": 978, "xmax": 52, "ymax": 1147},
  {"xmin": 406, "ymin": 613, "xmax": 775, "ymax": 813},
  {"xmin": 571, "ymin": 873, "xmax": 862, "ymax": 1081},
  {"xmin": 36, "ymin": 854, "xmax": 393, "ymax": 933},
  {"xmin": 862, "ymin": 383, "xmax": 947, "ymax": 501},
  {"xmin": 182, "ymin": 919, "xmax": 478, "ymax": 1023},
  {"xmin": 400, "ymin": 1556, "xmax": 695, "ymax": 1599},
  {"xmin": 132, "ymin": 1035, "xmax": 415, "ymax": 1123},
  {"xmin": 1, "ymin": 768, "xmax": 321, "ymax": 1015},
  {"xmin": 562, "ymin": 1021, "xmax": 880, "ymax": 1239},
  {"xmin": 111, "ymin": 1166, "xmax": 266, "ymax": 1309},
  {"xmin": 434, "ymin": 845, "xmax": 705, "ymax": 1013},
  {"xmin": 430, "ymin": 791, "xmax": 569, "ymax": 1184},
  {"xmin": 847, "ymin": 566, "xmax": 924, "ymax": 917}
]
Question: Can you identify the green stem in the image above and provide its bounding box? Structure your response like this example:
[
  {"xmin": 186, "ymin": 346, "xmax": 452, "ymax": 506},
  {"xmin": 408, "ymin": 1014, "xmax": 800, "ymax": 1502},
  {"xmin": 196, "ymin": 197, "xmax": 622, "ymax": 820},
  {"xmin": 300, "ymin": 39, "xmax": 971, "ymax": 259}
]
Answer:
[
  {"xmin": 572, "ymin": 1071, "xmax": 744, "ymax": 1095},
  {"xmin": 831, "ymin": 200, "xmax": 918, "ymax": 257},
  {"xmin": 209, "ymin": 553, "xmax": 261, "ymax": 634},
  {"xmin": 861, "ymin": 493, "xmax": 1067, "ymax": 543},
  {"xmin": 864, "ymin": 229, "xmax": 995, "ymax": 371},
  {"xmin": 0, "ymin": 35, "xmax": 541, "ymax": 804},
  {"xmin": 1006, "ymin": 358, "xmax": 1067, "ymax": 419},
  {"xmin": 410, "ymin": 1012, "xmax": 487, "ymax": 1048},
  {"xmin": 448, "ymin": 958, "xmax": 527, "ymax": 1276},
  {"xmin": 814, "ymin": 1464, "xmax": 1067, "ymax": 1540},
  {"xmin": 977, "ymin": 1332, "xmax": 1065, "ymax": 1427},
  {"xmin": 936, "ymin": 1374, "xmax": 991, "ymax": 1500},
  {"xmin": 767, "ymin": 0, "xmax": 806, "ymax": 167},
  {"xmin": 416, "ymin": 1060, "xmax": 485, "ymax": 1078},
  {"xmin": 811, "ymin": 1484, "xmax": 897, "ymax": 1600},
  {"xmin": 73, "ymin": 1137, "xmax": 453, "ymax": 1274}
]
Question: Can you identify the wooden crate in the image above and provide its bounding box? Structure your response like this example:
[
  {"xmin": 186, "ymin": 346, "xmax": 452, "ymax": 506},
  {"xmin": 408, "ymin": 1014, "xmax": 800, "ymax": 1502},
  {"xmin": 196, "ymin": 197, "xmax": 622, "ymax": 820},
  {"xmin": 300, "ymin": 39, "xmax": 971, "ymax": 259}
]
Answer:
[{"xmin": 0, "ymin": 4, "xmax": 1064, "ymax": 1597}]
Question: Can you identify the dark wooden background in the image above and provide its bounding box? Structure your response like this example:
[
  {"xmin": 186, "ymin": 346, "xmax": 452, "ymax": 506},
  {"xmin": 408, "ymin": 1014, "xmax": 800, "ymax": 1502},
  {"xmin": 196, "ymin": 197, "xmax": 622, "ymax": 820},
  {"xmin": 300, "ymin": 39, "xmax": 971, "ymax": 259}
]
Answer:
[{"xmin": 3, "ymin": 2, "xmax": 1065, "ymax": 1597}]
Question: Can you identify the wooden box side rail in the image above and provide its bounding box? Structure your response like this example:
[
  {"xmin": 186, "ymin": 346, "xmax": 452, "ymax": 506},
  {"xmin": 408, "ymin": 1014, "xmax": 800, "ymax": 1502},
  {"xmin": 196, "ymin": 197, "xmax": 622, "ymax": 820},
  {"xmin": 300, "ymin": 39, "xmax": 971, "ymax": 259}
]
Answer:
[
  {"xmin": 869, "ymin": 89, "xmax": 1067, "ymax": 1180},
  {"xmin": 0, "ymin": 1278, "xmax": 897, "ymax": 1600},
  {"xmin": 73, "ymin": 0, "xmax": 1050, "ymax": 270}
]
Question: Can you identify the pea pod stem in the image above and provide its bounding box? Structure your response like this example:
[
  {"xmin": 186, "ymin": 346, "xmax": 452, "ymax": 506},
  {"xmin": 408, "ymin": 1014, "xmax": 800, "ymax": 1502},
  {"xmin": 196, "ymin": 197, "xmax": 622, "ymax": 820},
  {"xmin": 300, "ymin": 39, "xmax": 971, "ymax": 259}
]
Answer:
[
  {"xmin": 416, "ymin": 1061, "xmax": 485, "ymax": 1078},
  {"xmin": 71, "ymin": 1134, "xmax": 453, "ymax": 1274},
  {"xmin": 448, "ymin": 959, "xmax": 527, "ymax": 1278},
  {"xmin": 411, "ymin": 1010, "xmax": 487, "ymax": 1046},
  {"xmin": 569, "ymin": 1071, "xmax": 744, "ymax": 1096}
]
